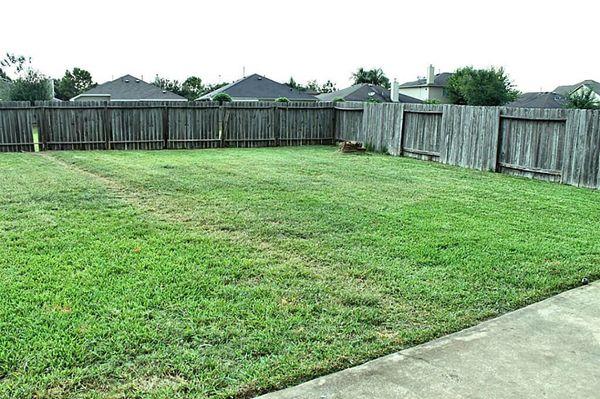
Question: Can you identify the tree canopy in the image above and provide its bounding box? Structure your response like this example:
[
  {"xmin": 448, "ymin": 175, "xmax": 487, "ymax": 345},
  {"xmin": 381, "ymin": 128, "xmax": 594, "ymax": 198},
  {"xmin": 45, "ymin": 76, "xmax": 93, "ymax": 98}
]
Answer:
[
  {"xmin": 287, "ymin": 77, "xmax": 337, "ymax": 94},
  {"xmin": 1, "ymin": 53, "xmax": 53, "ymax": 101},
  {"xmin": 0, "ymin": 53, "xmax": 29, "ymax": 81},
  {"xmin": 8, "ymin": 69, "xmax": 53, "ymax": 101},
  {"xmin": 446, "ymin": 66, "xmax": 519, "ymax": 106},
  {"xmin": 54, "ymin": 68, "xmax": 96, "ymax": 100},
  {"xmin": 565, "ymin": 88, "xmax": 600, "ymax": 110},
  {"xmin": 153, "ymin": 76, "xmax": 226, "ymax": 100},
  {"xmin": 351, "ymin": 68, "xmax": 390, "ymax": 89}
]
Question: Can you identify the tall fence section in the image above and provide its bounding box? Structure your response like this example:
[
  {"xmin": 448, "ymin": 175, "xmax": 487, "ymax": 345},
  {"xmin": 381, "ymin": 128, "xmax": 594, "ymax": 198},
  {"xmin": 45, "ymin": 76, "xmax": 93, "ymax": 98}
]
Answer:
[
  {"xmin": 336, "ymin": 102, "xmax": 600, "ymax": 189},
  {"xmin": 1, "ymin": 101, "xmax": 599, "ymax": 189}
]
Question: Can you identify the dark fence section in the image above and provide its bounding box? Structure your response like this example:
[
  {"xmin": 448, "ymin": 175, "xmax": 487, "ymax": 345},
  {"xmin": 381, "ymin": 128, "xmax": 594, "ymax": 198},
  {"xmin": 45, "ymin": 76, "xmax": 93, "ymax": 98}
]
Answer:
[
  {"xmin": 0, "ymin": 101, "xmax": 336, "ymax": 153},
  {"xmin": 0, "ymin": 102, "xmax": 36, "ymax": 152}
]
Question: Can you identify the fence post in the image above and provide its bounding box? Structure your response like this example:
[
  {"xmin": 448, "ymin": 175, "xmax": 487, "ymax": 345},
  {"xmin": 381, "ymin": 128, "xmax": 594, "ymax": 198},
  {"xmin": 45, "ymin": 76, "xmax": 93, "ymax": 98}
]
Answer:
[
  {"xmin": 398, "ymin": 105, "xmax": 405, "ymax": 157},
  {"xmin": 218, "ymin": 104, "xmax": 225, "ymax": 148},
  {"xmin": 494, "ymin": 107, "xmax": 503, "ymax": 172},
  {"xmin": 272, "ymin": 104, "xmax": 280, "ymax": 146},
  {"xmin": 104, "ymin": 103, "xmax": 112, "ymax": 150},
  {"xmin": 162, "ymin": 104, "xmax": 169, "ymax": 149},
  {"xmin": 331, "ymin": 103, "xmax": 337, "ymax": 144},
  {"xmin": 38, "ymin": 103, "xmax": 47, "ymax": 151}
]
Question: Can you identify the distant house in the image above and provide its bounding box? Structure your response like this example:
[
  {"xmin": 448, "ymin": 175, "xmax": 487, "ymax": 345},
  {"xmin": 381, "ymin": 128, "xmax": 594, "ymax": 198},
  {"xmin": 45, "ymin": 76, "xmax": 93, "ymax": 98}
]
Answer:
[
  {"xmin": 317, "ymin": 83, "xmax": 421, "ymax": 103},
  {"xmin": 554, "ymin": 80, "xmax": 600, "ymax": 101},
  {"xmin": 505, "ymin": 92, "xmax": 567, "ymax": 109},
  {"xmin": 393, "ymin": 65, "xmax": 453, "ymax": 103},
  {"xmin": 196, "ymin": 74, "xmax": 317, "ymax": 102},
  {"xmin": 71, "ymin": 75, "xmax": 186, "ymax": 102}
]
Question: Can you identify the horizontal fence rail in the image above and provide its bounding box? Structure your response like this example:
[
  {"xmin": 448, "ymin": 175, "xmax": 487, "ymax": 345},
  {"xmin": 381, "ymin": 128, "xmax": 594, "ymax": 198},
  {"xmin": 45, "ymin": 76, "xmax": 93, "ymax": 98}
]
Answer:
[{"xmin": 1, "ymin": 101, "xmax": 599, "ymax": 190}]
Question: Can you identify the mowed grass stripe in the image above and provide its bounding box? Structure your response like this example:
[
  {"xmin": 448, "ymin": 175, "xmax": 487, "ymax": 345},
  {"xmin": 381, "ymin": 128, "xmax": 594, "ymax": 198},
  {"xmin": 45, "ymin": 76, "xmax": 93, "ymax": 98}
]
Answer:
[{"xmin": 1, "ymin": 147, "xmax": 599, "ymax": 398}]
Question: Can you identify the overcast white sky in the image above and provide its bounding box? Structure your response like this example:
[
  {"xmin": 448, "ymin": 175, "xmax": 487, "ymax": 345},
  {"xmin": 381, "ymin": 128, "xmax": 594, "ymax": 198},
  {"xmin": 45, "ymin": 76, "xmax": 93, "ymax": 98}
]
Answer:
[{"xmin": 1, "ymin": 0, "xmax": 597, "ymax": 92}]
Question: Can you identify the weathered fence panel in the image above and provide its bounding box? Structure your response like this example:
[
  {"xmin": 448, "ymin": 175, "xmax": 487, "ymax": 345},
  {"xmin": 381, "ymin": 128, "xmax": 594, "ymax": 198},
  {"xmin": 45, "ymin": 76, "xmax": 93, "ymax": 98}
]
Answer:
[
  {"xmin": 498, "ymin": 108, "xmax": 567, "ymax": 182},
  {"xmin": 401, "ymin": 103, "xmax": 443, "ymax": 161},
  {"xmin": 167, "ymin": 103, "xmax": 220, "ymax": 149},
  {"xmin": 109, "ymin": 103, "xmax": 164, "ymax": 150},
  {"xmin": 278, "ymin": 102, "xmax": 334, "ymax": 145},
  {"xmin": 37, "ymin": 102, "xmax": 107, "ymax": 150},
  {"xmin": 441, "ymin": 105, "xmax": 500, "ymax": 171},
  {"xmin": 350, "ymin": 103, "xmax": 600, "ymax": 189},
  {"xmin": 562, "ymin": 109, "xmax": 600, "ymax": 188},
  {"xmin": 0, "ymin": 102, "xmax": 35, "ymax": 152},
  {"xmin": 334, "ymin": 102, "xmax": 363, "ymax": 142},
  {"xmin": 360, "ymin": 103, "xmax": 403, "ymax": 154},
  {"xmin": 223, "ymin": 102, "xmax": 274, "ymax": 147}
]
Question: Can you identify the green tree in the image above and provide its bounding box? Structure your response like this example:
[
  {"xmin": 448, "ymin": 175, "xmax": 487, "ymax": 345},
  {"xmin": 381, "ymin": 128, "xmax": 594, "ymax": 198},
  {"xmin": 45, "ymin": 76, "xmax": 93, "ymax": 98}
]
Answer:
[
  {"xmin": 565, "ymin": 87, "xmax": 599, "ymax": 109},
  {"xmin": 212, "ymin": 93, "xmax": 232, "ymax": 103},
  {"xmin": 305, "ymin": 80, "xmax": 320, "ymax": 92},
  {"xmin": 287, "ymin": 77, "xmax": 302, "ymax": 90},
  {"xmin": 1, "ymin": 53, "xmax": 52, "ymax": 101},
  {"xmin": 154, "ymin": 76, "xmax": 183, "ymax": 96},
  {"xmin": 8, "ymin": 69, "xmax": 53, "ymax": 101},
  {"xmin": 181, "ymin": 76, "xmax": 205, "ymax": 100},
  {"xmin": 320, "ymin": 80, "xmax": 337, "ymax": 93},
  {"xmin": 446, "ymin": 66, "xmax": 519, "ymax": 106},
  {"xmin": 0, "ymin": 53, "xmax": 29, "ymax": 81},
  {"xmin": 201, "ymin": 82, "xmax": 229, "ymax": 96},
  {"xmin": 155, "ymin": 75, "xmax": 215, "ymax": 100},
  {"xmin": 54, "ymin": 68, "xmax": 96, "ymax": 100},
  {"xmin": 352, "ymin": 68, "xmax": 390, "ymax": 89}
]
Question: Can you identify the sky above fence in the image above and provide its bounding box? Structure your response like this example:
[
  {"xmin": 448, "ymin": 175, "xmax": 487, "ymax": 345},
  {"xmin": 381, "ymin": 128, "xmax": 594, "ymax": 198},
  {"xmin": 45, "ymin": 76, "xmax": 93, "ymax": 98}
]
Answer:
[{"xmin": 2, "ymin": 0, "xmax": 597, "ymax": 93}]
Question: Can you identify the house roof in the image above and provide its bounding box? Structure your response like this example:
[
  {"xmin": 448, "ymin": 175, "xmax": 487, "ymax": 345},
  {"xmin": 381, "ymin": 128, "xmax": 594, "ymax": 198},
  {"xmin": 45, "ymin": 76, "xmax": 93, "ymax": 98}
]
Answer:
[
  {"xmin": 72, "ymin": 74, "xmax": 186, "ymax": 101},
  {"xmin": 317, "ymin": 83, "xmax": 422, "ymax": 103},
  {"xmin": 554, "ymin": 80, "xmax": 600, "ymax": 96},
  {"xmin": 398, "ymin": 72, "xmax": 453, "ymax": 88},
  {"xmin": 505, "ymin": 92, "xmax": 567, "ymax": 109},
  {"xmin": 197, "ymin": 74, "xmax": 317, "ymax": 101}
]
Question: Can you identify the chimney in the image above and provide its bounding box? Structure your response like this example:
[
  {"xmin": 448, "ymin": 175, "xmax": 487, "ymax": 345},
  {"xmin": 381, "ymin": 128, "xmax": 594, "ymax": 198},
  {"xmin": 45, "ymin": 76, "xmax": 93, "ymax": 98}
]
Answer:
[
  {"xmin": 391, "ymin": 79, "xmax": 399, "ymax": 102},
  {"xmin": 427, "ymin": 64, "xmax": 435, "ymax": 85}
]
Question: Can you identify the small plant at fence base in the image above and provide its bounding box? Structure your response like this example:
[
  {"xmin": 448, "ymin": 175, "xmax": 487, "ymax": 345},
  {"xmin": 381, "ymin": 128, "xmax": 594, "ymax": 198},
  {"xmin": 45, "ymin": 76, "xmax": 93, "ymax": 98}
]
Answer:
[
  {"xmin": 274, "ymin": 97, "xmax": 290, "ymax": 103},
  {"xmin": 211, "ymin": 93, "xmax": 232, "ymax": 104}
]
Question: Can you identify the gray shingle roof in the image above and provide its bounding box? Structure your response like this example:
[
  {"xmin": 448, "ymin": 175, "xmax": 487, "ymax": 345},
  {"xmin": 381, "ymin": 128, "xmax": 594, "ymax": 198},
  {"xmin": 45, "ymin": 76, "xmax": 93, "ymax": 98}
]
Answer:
[
  {"xmin": 73, "ymin": 74, "xmax": 186, "ymax": 101},
  {"xmin": 197, "ymin": 74, "xmax": 317, "ymax": 101},
  {"xmin": 505, "ymin": 92, "xmax": 567, "ymax": 109},
  {"xmin": 554, "ymin": 80, "xmax": 600, "ymax": 96},
  {"xmin": 317, "ymin": 83, "xmax": 422, "ymax": 103},
  {"xmin": 398, "ymin": 72, "xmax": 453, "ymax": 88}
]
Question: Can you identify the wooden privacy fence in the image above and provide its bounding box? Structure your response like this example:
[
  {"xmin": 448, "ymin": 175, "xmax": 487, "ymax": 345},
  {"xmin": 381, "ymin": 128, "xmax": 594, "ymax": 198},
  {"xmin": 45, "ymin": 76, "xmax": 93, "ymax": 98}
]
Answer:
[
  {"xmin": 1, "ymin": 100, "xmax": 600, "ymax": 190},
  {"xmin": 336, "ymin": 102, "xmax": 600, "ymax": 190},
  {"xmin": 0, "ymin": 101, "xmax": 334, "ymax": 152}
]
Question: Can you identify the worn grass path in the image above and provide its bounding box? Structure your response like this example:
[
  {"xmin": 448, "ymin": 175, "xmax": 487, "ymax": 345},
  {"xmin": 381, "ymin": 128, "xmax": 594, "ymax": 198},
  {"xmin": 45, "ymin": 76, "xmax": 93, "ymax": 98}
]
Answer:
[{"xmin": 1, "ymin": 146, "xmax": 599, "ymax": 398}]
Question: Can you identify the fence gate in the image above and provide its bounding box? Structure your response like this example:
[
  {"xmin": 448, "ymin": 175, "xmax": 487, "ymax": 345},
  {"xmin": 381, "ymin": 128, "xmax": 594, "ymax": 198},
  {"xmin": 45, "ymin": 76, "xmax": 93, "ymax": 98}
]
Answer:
[{"xmin": 498, "ymin": 108, "xmax": 567, "ymax": 182}]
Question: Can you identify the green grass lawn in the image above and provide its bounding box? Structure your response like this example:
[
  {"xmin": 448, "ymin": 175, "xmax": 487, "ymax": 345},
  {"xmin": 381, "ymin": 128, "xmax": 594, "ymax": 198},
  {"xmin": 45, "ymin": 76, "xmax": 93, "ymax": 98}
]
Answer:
[{"xmin": 1, "ymin": 146, "xmax": 599, "ymax": 398}]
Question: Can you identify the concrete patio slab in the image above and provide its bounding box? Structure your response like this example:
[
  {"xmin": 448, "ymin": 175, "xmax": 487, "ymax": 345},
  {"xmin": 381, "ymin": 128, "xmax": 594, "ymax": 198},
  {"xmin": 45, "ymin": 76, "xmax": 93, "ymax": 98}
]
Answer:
[{"xmin": 257, "ymin": 281, "xmax": 600, "ymax": 399}]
